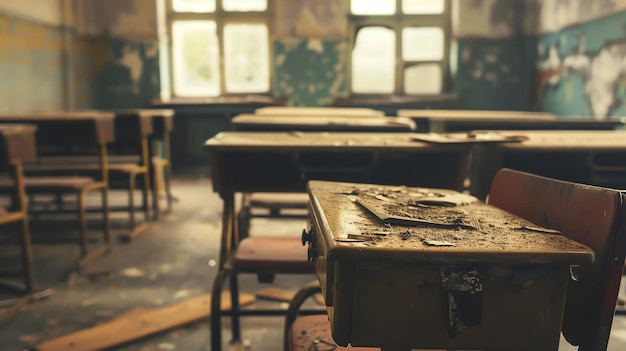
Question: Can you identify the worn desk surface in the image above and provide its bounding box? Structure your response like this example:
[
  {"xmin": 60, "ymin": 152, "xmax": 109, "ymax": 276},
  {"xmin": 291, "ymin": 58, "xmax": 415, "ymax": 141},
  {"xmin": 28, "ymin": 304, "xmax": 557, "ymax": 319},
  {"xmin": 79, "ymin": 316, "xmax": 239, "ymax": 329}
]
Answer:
[
  {"xmin": 396, "ymin": 110, "xmax": 623, "ymax": 132},
  {"xmin": 230, "ymin": 115, "xmax": 415, "ymax": 132},
  {"xmin": 397, "ymin": 109, "xmax": 556, "ymax": 121},
  {"xmin": 205, "ymin": 132, "xmax": 472, "ymax": 266},
  {"xmin": 467, "ymin": 130, "xmax": 626, "ymax": 199},
  {"xmin": 306, "ymin": 180, "xmax": 593, "ymax": 350},
  {"xmin": 255, "ymin": 107, "xmax": 384, "ymax": 117},
  {"xmin": 0, "ymin": 111, "xmax": 115, "ymax": 145}
]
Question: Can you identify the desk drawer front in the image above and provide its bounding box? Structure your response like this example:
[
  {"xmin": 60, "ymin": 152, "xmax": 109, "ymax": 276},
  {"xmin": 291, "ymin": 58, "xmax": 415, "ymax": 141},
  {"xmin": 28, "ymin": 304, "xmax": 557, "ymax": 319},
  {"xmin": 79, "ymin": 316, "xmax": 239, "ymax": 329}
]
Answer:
[{"xmin": 329, "ymin": 261, "xmax": 568, "ymax": 350}]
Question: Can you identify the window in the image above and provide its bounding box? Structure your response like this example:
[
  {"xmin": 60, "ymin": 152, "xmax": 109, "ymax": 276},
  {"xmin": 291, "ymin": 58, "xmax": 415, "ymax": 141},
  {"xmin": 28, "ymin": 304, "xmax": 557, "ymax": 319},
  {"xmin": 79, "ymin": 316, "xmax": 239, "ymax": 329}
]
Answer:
[
  {"xmin": 168, "ymin": 0, "xmax": 271, "ymax": 97},
  {"xmin": 350, "ymin": 0, "xmax": 451, "ymax": 95}
]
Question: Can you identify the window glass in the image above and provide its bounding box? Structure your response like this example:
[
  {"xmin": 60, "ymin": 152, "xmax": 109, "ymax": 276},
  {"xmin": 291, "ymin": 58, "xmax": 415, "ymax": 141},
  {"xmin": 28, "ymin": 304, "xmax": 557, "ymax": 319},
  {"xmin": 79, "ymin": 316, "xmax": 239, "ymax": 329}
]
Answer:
[
  {"xmin": 402, "ymin": 27, "xmax": 444, "ymax": 61},
  {"xmin": 351, "ymin": 0, "xmax": 395, "ymax": 15},
  {"xmin": 404, "ymin": 64, "xmax": 442, "ymax": 95},
  {"xmin": 223, "ymin": 0, "xmax": 267, "ymax": 11},
  {"xmin": 172, "ymin": 0, "xmax": 215, "ymax": 12},
  {"xmin": 402, "ymin": 0, "xmax": 445, "ymax": 14},
  {"xmin": 352, "ymin": 26, "xmax": 395, "ymax": 93},
  {"xmin": 172, "ymin": 21, "xmax": 220, "ymax": 96},
  {"xmin": 224, "ymin": 23, "xmax": 270, "ymax": 93}
]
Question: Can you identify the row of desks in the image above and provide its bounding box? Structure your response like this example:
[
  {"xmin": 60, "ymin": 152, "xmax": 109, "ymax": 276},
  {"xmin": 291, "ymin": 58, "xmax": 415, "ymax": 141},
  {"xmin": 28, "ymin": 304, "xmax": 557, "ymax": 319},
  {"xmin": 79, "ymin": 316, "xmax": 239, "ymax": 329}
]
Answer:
[
  {"xmin": 0, "ymin": 109, "xmax": 174, "ymax": 217},
  {"xmin": 205, "ymin": 108, "xmax": 626, "ymax": 350}
]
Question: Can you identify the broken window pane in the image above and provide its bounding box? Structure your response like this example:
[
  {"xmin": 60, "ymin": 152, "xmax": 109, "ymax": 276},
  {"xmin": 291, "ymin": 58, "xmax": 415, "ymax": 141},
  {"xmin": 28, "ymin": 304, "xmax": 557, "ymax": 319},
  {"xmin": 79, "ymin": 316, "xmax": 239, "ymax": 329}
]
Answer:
[
  {"xmin": 404, "ymin": 64, "xmax": 442, "ymax": 95},
  {"xmin": 172, "ymin": 0, "xmax": 215, "ymax": 12},
  {"xmin": 223, "ymin": 0, "xmax": 267, "ymax": 11},
  {"xmin": 402, "ymin": 27, "xmax": 444, "ymax": 61},
  {"xmin": 172, "ymin": 21, "xmax": 220, "ymax": 97},
  {"xmin": 351, "ymin": 0, "xmax": 396, "ymax": 15},
  {"xmin": 352, "ymin": 26, "xmax": 395, "ymax": 94},
  {"xmin": 224, "ymin": 23, "xmax": 270, "ymax": 93},
  {"xmin": 402, "ymin": 0, "xmax": 445, "ymax": 14}
]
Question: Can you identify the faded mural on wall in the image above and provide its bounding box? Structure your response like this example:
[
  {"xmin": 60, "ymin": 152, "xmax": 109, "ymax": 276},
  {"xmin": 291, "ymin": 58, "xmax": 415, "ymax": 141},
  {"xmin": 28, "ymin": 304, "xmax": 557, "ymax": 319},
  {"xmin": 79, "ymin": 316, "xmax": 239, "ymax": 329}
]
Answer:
[{"xmin": 536, "ymin": 8, "xmax": 626, "ymax": 118}]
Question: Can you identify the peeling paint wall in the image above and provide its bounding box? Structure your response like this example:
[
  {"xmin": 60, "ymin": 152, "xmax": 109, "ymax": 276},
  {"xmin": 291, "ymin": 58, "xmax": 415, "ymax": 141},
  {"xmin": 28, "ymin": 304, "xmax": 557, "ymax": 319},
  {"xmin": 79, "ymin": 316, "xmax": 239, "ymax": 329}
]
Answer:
[
  {"xmin": 72, "ymin": 0, "xmax": 161, "ymax": 109},
  {"xmin": 452, "ymin": 0, "xmax": 537, "ymax": 111},
  {"xmin": 74, "ymin": 37, "xmax": 160, "ymax": 109},
  {"xmin": 273, "ymin": 39, "xmax": 347, "ymax": 106},
  {"xmin": 535, "ymin": 1, "xmax": 626, "ymax": 118},
  {"xmin": 0, "ymin": 11, "xmax": 65, "ymax": 113}
]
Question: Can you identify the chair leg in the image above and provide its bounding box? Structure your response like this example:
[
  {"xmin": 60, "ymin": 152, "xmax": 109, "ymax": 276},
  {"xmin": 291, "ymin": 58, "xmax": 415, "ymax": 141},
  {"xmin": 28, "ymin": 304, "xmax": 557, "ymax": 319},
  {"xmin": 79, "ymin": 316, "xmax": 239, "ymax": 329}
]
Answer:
[
  {"xmin": 142, "ymin": 170, "xmax": 152, "ymax": 222},
  {"xmin": 284, "ymin": 283, "xmax": 322, "ymax": 351},
  {"xmin": 128, "ymin": 174, "xmax": 136, "ymax": 231},
  {"xmin": 20, "ymin": 214, "xmax": 35, "ymax": 293},
  {"xmin": 101, "ymin": 187, "xmax": 111, "ymax": 246},
  {"xmin": 78, "ymin": 190, "xmax": 88, "ymax": 257},
  {"xmin": 229, "ymin": 273, "xmax": 241, "ymax": 343},
  {"xmin": 237, "ymin": 207, "xmax": 251, "ymax": 241},
  {"xmin": 211, "ymin": 267, "xmax": 230, "ymax": 351}
]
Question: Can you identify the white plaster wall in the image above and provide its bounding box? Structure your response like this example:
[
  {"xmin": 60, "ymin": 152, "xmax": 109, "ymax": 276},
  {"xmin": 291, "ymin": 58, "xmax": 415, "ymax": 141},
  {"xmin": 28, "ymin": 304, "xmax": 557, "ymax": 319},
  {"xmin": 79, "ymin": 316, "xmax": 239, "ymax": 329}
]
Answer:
[{"xmin": 0, "ymin": 0, "xmax": 63, "ymax": 25}]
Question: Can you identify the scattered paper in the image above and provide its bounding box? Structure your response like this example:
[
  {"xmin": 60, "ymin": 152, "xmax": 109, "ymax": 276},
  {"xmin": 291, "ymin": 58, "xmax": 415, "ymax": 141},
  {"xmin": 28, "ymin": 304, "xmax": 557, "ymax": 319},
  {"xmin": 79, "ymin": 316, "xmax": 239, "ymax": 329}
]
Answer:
[
  {"xmin": 424, "ymin": 240, "xmax": 457, "ymax": 247},
  {"xmin": 121, "ymin": 267, "xmax": 145, "ymax": 278}
]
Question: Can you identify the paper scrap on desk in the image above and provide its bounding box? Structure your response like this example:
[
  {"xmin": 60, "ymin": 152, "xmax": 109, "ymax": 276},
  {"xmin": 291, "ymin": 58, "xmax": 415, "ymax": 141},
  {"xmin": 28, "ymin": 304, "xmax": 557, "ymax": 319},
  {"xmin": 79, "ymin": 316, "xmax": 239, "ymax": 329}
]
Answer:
[
  {"xmin": 424, "ymin": 240, "xmax": 457, "ymax": 247},
  {"xmin": 519, "ymin": 225, "xmax": 561, "ymax": 235},
  {"xmin": 409, "ymin": 193, "xmax": 479, "ymax": 207}
]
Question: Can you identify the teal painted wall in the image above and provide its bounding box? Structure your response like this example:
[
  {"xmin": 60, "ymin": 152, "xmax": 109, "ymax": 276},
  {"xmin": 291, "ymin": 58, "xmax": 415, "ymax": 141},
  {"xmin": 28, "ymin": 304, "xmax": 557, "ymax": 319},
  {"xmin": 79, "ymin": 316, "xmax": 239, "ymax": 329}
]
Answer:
[
  {"xmin": 454, "ymin": 37, "xmax": 537, "ymax": 111},
  {"xmin": 536, "ymin": 10, "xmax": 626, "ymax": 119},
  {"xmin": 0, "ymin": 12, "xmax": 65, "ymax": 112}
]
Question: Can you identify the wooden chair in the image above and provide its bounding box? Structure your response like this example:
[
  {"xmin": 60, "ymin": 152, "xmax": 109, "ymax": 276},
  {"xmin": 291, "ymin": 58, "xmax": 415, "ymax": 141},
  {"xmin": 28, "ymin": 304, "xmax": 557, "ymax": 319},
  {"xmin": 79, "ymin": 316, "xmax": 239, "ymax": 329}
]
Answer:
[
  {"xmin": 0, "ymin": 126, "xmax": 36, "ymax": 324},
  {"xmin": 487, "ymin": 168, "xmax": 626, "ymax": 351},
  {"xmin": 284, "ymin": 169, "xmax": 626, "ymax": 351},
  {"xmin": 210, "ymin": 233, "xmax": 324, "ymax": 350}
]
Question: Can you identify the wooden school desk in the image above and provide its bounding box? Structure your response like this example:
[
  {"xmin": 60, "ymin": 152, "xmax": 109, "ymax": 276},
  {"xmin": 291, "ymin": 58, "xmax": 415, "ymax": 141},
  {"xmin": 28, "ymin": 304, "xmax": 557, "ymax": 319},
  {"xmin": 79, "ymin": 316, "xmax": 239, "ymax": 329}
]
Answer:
[
  {"xmin": 230, "ymin": 115, "xmax": 416, "ymax": 132},
  {"xmin": 0, "ymin": 111, "xmax": 115, "ymax": 268},
  {"xmin": 254, "ymin": 107, "xmax": 385, "ymax": 117},
  {"xmin": 304, "ymin": 180, "xmax": 593, "ymax": 351},
  {"xmin": 468, "ymin": 130, "xmax": 626, "ymax": 200},
  {"xmin": 397, "ymin": 109, "xmax": 623, "ymax": 132},
  {"xmin": 204, "ymin": 132, "xmax": 471, "ymax": 267}
]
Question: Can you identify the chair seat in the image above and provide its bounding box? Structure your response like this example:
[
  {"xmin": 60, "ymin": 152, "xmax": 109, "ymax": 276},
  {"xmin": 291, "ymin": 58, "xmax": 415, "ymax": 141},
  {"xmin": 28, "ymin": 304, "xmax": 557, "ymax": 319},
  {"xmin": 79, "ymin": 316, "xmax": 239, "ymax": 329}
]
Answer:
[
  {"xmin": 26, "ymin": 162, "xmax": 142, "ymax": 174},
  {"xmin": 249, "ymin": 193, "xmax": 309, "ymax": 210},
  {"xmin": 289, "ymin": 315, "xmax": 378, "ymax": 351},
  {"xmin": 232, "ymin": 237, "xmax": 314, "ymax": 272},
  {"xmin": 0, "ymin": 176, "xmax": 97, "ymax": 192}
]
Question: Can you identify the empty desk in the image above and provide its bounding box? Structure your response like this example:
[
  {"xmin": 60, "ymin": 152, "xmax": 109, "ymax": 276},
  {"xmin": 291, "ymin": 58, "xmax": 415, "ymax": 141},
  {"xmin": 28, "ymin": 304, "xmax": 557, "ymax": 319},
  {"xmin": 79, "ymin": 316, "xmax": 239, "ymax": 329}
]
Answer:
[
  {"xmin": 304, "ymin": 180, "xmax": 593, "ymax": 351},
  {"xmin": 397, "ymin": 109, "xmax": 623, "ymax": 132},
  {"xmin": 468, "ymin": 130, "xmax": 626, "ymax": 200},
  {"xmin": 205, "ymin": 132, "xmax": 471, "ymax": 267},
  {"xmin": 230, "ymin": 115, "xmax": 416, "ymax": 132},
  {"xmin": 255, "ymin": 107, "xmax": 384, "ymax": 117}
]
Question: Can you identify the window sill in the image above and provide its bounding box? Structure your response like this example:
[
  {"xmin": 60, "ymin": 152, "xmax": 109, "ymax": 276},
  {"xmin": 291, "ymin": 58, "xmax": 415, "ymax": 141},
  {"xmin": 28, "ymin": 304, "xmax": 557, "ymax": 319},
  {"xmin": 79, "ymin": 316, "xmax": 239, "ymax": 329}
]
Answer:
[{"xmin": 151, "ymin": 95, "xmax": 286, "ymax": 107}]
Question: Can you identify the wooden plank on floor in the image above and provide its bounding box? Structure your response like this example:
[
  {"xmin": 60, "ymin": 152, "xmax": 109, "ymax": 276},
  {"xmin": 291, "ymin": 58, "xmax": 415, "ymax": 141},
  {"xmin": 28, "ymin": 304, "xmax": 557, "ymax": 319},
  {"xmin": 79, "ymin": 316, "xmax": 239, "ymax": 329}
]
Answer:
[
  {"xmin": 34, "ymin": 292, "xmax": 255, "ymax": 351},
  {"xmin": 255, "ymin": 287, "xmax": 295, "ymax": 302}
]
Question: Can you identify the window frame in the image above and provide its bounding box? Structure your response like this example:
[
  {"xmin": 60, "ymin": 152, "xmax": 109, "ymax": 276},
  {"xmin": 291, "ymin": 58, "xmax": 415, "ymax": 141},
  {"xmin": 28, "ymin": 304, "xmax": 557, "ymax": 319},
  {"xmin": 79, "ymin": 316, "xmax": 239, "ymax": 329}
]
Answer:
[
  {"xmin": 347, "ymin": 0, "xmax": 452, "ymax": 97},
  {"xmin": 166, "ymin": 0, "xmax": 275, "ymax": 98}
]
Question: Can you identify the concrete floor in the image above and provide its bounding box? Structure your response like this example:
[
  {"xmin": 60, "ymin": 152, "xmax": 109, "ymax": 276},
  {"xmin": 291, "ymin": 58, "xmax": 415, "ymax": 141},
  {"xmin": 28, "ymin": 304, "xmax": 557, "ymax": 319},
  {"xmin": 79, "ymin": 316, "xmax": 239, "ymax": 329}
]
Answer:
[{"xmin": 0, "ymin": 177, "xmax": 624, "ymax": 351}]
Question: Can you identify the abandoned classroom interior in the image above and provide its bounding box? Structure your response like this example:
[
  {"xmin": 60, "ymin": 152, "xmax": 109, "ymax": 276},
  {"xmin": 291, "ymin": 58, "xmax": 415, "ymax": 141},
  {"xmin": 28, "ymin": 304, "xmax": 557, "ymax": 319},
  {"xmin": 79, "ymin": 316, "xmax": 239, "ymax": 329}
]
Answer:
[{"xmin": 1, "ymin": 0, "xmax": 626, "ymax": 350}]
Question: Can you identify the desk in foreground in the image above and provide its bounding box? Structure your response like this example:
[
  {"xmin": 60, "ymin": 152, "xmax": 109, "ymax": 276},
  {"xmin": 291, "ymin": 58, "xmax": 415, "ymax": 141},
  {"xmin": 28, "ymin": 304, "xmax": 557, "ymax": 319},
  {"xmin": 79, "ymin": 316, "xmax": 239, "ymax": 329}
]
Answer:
[{"xmin": 305, "ymin": 181, "xmax": 593, "ymax": 351}]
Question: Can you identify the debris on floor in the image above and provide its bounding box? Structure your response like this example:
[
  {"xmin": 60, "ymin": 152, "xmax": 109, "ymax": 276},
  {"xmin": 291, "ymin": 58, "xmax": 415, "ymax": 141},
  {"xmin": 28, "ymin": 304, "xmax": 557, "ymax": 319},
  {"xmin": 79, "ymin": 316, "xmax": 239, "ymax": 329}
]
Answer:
[{"xmin": 34, "ymin": 292, "xmax": 254, "ymax": 351}]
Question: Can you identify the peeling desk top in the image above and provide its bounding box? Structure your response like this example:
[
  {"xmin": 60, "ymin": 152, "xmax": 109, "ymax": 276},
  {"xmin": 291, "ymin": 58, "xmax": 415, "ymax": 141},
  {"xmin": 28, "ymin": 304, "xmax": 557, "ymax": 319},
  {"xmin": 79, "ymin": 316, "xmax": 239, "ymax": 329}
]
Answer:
[
  {"xmin": 308, "ymin": 180, "xmax": 594, "ymax": 265},
  {"xmin": 231, "ymin": 115, "xmax": 416, "ymax": 131},
  {"xmin": 205, "ymin": 132, "xmax": 469, "ymax": 151},
  {"xmin": 468, "ymin": 130, "xmax": 626, "ymax": 150},
  {"xmin": 254, "ymin": 107, "xmax": 384, "ymax": 117}
]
